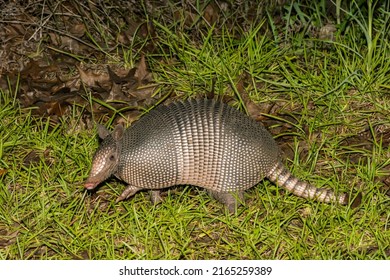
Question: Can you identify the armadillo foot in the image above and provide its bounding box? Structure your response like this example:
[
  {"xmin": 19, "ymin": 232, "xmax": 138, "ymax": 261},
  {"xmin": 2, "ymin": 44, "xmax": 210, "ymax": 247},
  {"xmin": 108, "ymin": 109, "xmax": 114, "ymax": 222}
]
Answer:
[
  {"xmin": 149, "ymin": 190, "xmax": 163, "ymax": 205},
  {"xmin": 116, "ymin": 185, "xmax": 141, "ymax": 202},
  {"xmin": 207, "ymin": 190, "xmax": 245, "ymax": 213}
]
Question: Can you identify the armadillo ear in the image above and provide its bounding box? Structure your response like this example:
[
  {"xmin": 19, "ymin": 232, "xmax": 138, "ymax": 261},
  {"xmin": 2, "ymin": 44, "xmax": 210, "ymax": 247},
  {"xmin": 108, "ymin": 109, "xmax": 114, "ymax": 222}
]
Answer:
[
  {"xmin": 97, "ymin": 124, "xmax": 110, "ymax": 139},
  {"xmin": 112, "ymin": 124, "xmax": 124, "ymax": 141}
]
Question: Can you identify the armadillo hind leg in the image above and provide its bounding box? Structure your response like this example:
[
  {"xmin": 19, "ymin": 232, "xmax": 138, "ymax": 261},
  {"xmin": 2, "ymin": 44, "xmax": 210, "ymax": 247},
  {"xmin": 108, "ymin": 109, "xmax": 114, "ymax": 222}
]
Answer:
[
  {"xmin": 116, "ymin": 185, "xmax": 142, "ymax": 202},
  {"xmin": 267, "ymin": 161, "xmax": 361, "ymax": 207},
  {"xmin": 149, "ymin": 190, "xmax": 163, "ymax": 205},
  {"xmin": 208, "ymin": 190, "xmax": 245, "ymax": 213}
]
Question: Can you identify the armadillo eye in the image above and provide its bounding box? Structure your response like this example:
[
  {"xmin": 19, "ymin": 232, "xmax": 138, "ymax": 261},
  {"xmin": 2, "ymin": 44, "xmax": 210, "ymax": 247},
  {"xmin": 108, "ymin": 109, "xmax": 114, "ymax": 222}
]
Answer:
[{"xmin": 109, "ymin": 155, "xmax": 115, "ymax": 161}]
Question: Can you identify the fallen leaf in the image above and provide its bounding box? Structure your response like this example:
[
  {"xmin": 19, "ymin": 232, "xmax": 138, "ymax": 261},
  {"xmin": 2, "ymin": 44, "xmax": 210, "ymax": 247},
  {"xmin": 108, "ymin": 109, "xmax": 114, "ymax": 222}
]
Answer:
[
  {"xmin": 22, "ymin": 148, "xmax": 52, "ymax": 166},
  {"xmin": 69, "ymin": 23, "xmax": 86, "ymax": 38},
  {"xmin": 23, "ymin": 150, "xmax": 40, "ymax": 166},
  {"xmin": 134, "ymin": 55, "xmax": 151, "ymax": 83},
  {"xmin": 203, "ymin": 3, "xmax": 220, "ymax": 25},
  {"xmin": 107, "ymin": 82, "xmax": 131, "ymax": 102},
  {"xmin": 76, "ymin": 65, "xmax": 111, "ymax": 89},
  {"xmin": 108, "ymin": 66, "xmax": 137, "ymax": 84}
]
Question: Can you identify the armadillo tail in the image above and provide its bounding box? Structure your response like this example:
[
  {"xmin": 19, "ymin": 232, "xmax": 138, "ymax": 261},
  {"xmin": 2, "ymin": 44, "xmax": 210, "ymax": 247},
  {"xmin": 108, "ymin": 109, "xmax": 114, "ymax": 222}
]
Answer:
[{"xmin": 267, "ymin": 161, "xmax": 361, "ymax": 208}]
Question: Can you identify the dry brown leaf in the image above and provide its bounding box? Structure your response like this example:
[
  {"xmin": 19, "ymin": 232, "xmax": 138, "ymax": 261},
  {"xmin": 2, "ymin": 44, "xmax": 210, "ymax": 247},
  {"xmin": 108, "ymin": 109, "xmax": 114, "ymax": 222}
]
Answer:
[
  {"xmin": 0, "ymin": 169, "xmax": 7, "ymax": 176},
  {"xmin": 128, "ymin": 86, "xmax": 155, "ymax": 101},
  {"xmin": 235, "ymin": 76, "xmax": 260, "ymax": 120},
  {"xmin": 319, "ymin": 23, "xmax": 337, "ymax": 41},
  {"xmin": 173, "ymin": 9, "xmax": 196, "ymax": 27},
  {"xmin": 203, "ymin": 3, "xmax": 220, "ymax": 25},
  {"xmin": 21, "ymin": 60, "xmax": 58, "ymax": 80},
  {"xmin": 123, "ymin": 110, "xmax": 142, "ymax": 125},
  {"xmin": 51, "ymin": 78, "xmax": 81, "ymax": 94},
  {"xmin": 76, "ymin": 65, "xmax": 111, "ymax": 89},
  {"xmin": 246, "ymin": 102, "xmax": 264, "ymax": 121},
  {"xmin": 45, "ymin": 101, "xmax": 68, "ymax": 116},
  {"xmin": 381, "ymin": 176, "xmax": 390, "ymax": 197},
  {"xmin": 134, "ymin": 55, "xmax": 150, "ymax": 83},
  {"xmin": 23, "ymin": 150, "xmax": 40, "ymax": 166},
  {"xmin": 49, "ymin": 32, "xmax": 82, "ymax": 52},
  {"xmin": 23, "ymin": 148, "xmax": 53, "ymax": 167},
  {"xmin": 69, "ymin": 23, "xmax": 86, "ymax": 38},
  {"xmin": 108, "ymin": 66, "xmax": 137, "ymax": 84},
  {"xmin": 107, "ymin": 82, "xmax": 130, "ymax": 102},
  {"xmin": 0, "ymin": 228, "xmax": 19, "ymax": 248}
]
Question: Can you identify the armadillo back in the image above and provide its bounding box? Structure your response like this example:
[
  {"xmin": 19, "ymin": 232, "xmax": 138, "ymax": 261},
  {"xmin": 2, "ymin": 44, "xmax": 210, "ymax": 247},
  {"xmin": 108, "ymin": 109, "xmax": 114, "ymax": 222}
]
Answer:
[{"xmin": 117, "ymin": 99, "xmax": 279, "ymax": 192}]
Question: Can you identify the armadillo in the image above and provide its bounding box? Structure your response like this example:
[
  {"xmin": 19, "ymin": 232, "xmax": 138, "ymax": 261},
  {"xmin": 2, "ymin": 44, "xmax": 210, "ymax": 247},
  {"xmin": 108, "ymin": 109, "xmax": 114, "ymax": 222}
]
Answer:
[{"xmin": 84, "ymin": 99, "xmax": 361, "ymax": 212}]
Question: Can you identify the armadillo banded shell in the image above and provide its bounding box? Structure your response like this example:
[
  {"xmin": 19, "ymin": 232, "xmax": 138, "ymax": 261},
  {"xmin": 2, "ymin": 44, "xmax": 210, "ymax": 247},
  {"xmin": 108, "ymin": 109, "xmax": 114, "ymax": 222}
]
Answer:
[{"xmin": 117, "ymin": 99, "xmax": 279, "ymax": 192}]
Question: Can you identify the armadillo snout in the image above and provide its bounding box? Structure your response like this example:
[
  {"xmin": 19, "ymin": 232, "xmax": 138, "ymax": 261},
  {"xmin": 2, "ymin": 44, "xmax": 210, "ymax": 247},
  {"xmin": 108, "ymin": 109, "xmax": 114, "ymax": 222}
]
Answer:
[
  {"xmin": 84, "ymin": 134, "xmax": 120, "ymax": 190},
  {"xmin": 84, "ymin": 180, "xmax": 99, "ymax": 190}
]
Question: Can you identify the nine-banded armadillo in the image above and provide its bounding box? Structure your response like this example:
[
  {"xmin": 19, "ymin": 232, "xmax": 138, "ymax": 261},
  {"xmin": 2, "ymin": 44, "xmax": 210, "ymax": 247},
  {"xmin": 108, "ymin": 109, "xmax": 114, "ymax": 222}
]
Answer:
[{"xmin": 84, "ymin": 99, "xmax": 361, "ymax": 212}]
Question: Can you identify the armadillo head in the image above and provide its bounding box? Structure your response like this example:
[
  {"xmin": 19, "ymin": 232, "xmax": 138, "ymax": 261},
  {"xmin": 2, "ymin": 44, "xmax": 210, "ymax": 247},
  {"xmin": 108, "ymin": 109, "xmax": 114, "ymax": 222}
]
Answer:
[{"xmin": 84, "ymin": 124, "xmax": 124, "ymax": 190}]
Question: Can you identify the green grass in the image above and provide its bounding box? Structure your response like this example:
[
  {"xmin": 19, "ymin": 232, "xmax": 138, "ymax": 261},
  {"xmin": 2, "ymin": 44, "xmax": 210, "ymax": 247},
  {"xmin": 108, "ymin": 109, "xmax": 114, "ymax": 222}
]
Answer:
[{"xmin": 1, "ymin": 0, "xmax": 390, "ymax": 260}]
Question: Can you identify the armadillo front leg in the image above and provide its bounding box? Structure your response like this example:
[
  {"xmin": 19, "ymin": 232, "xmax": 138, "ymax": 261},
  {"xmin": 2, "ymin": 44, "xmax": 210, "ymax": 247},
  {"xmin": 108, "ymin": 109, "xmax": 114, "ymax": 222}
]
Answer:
[
  {"xmin": 116, "ymin": 185, "xmax": 142, "ymax": 202},
  {"xmin": 208, "ymin": 190, "xmax": 245, "ymax": 213}
]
